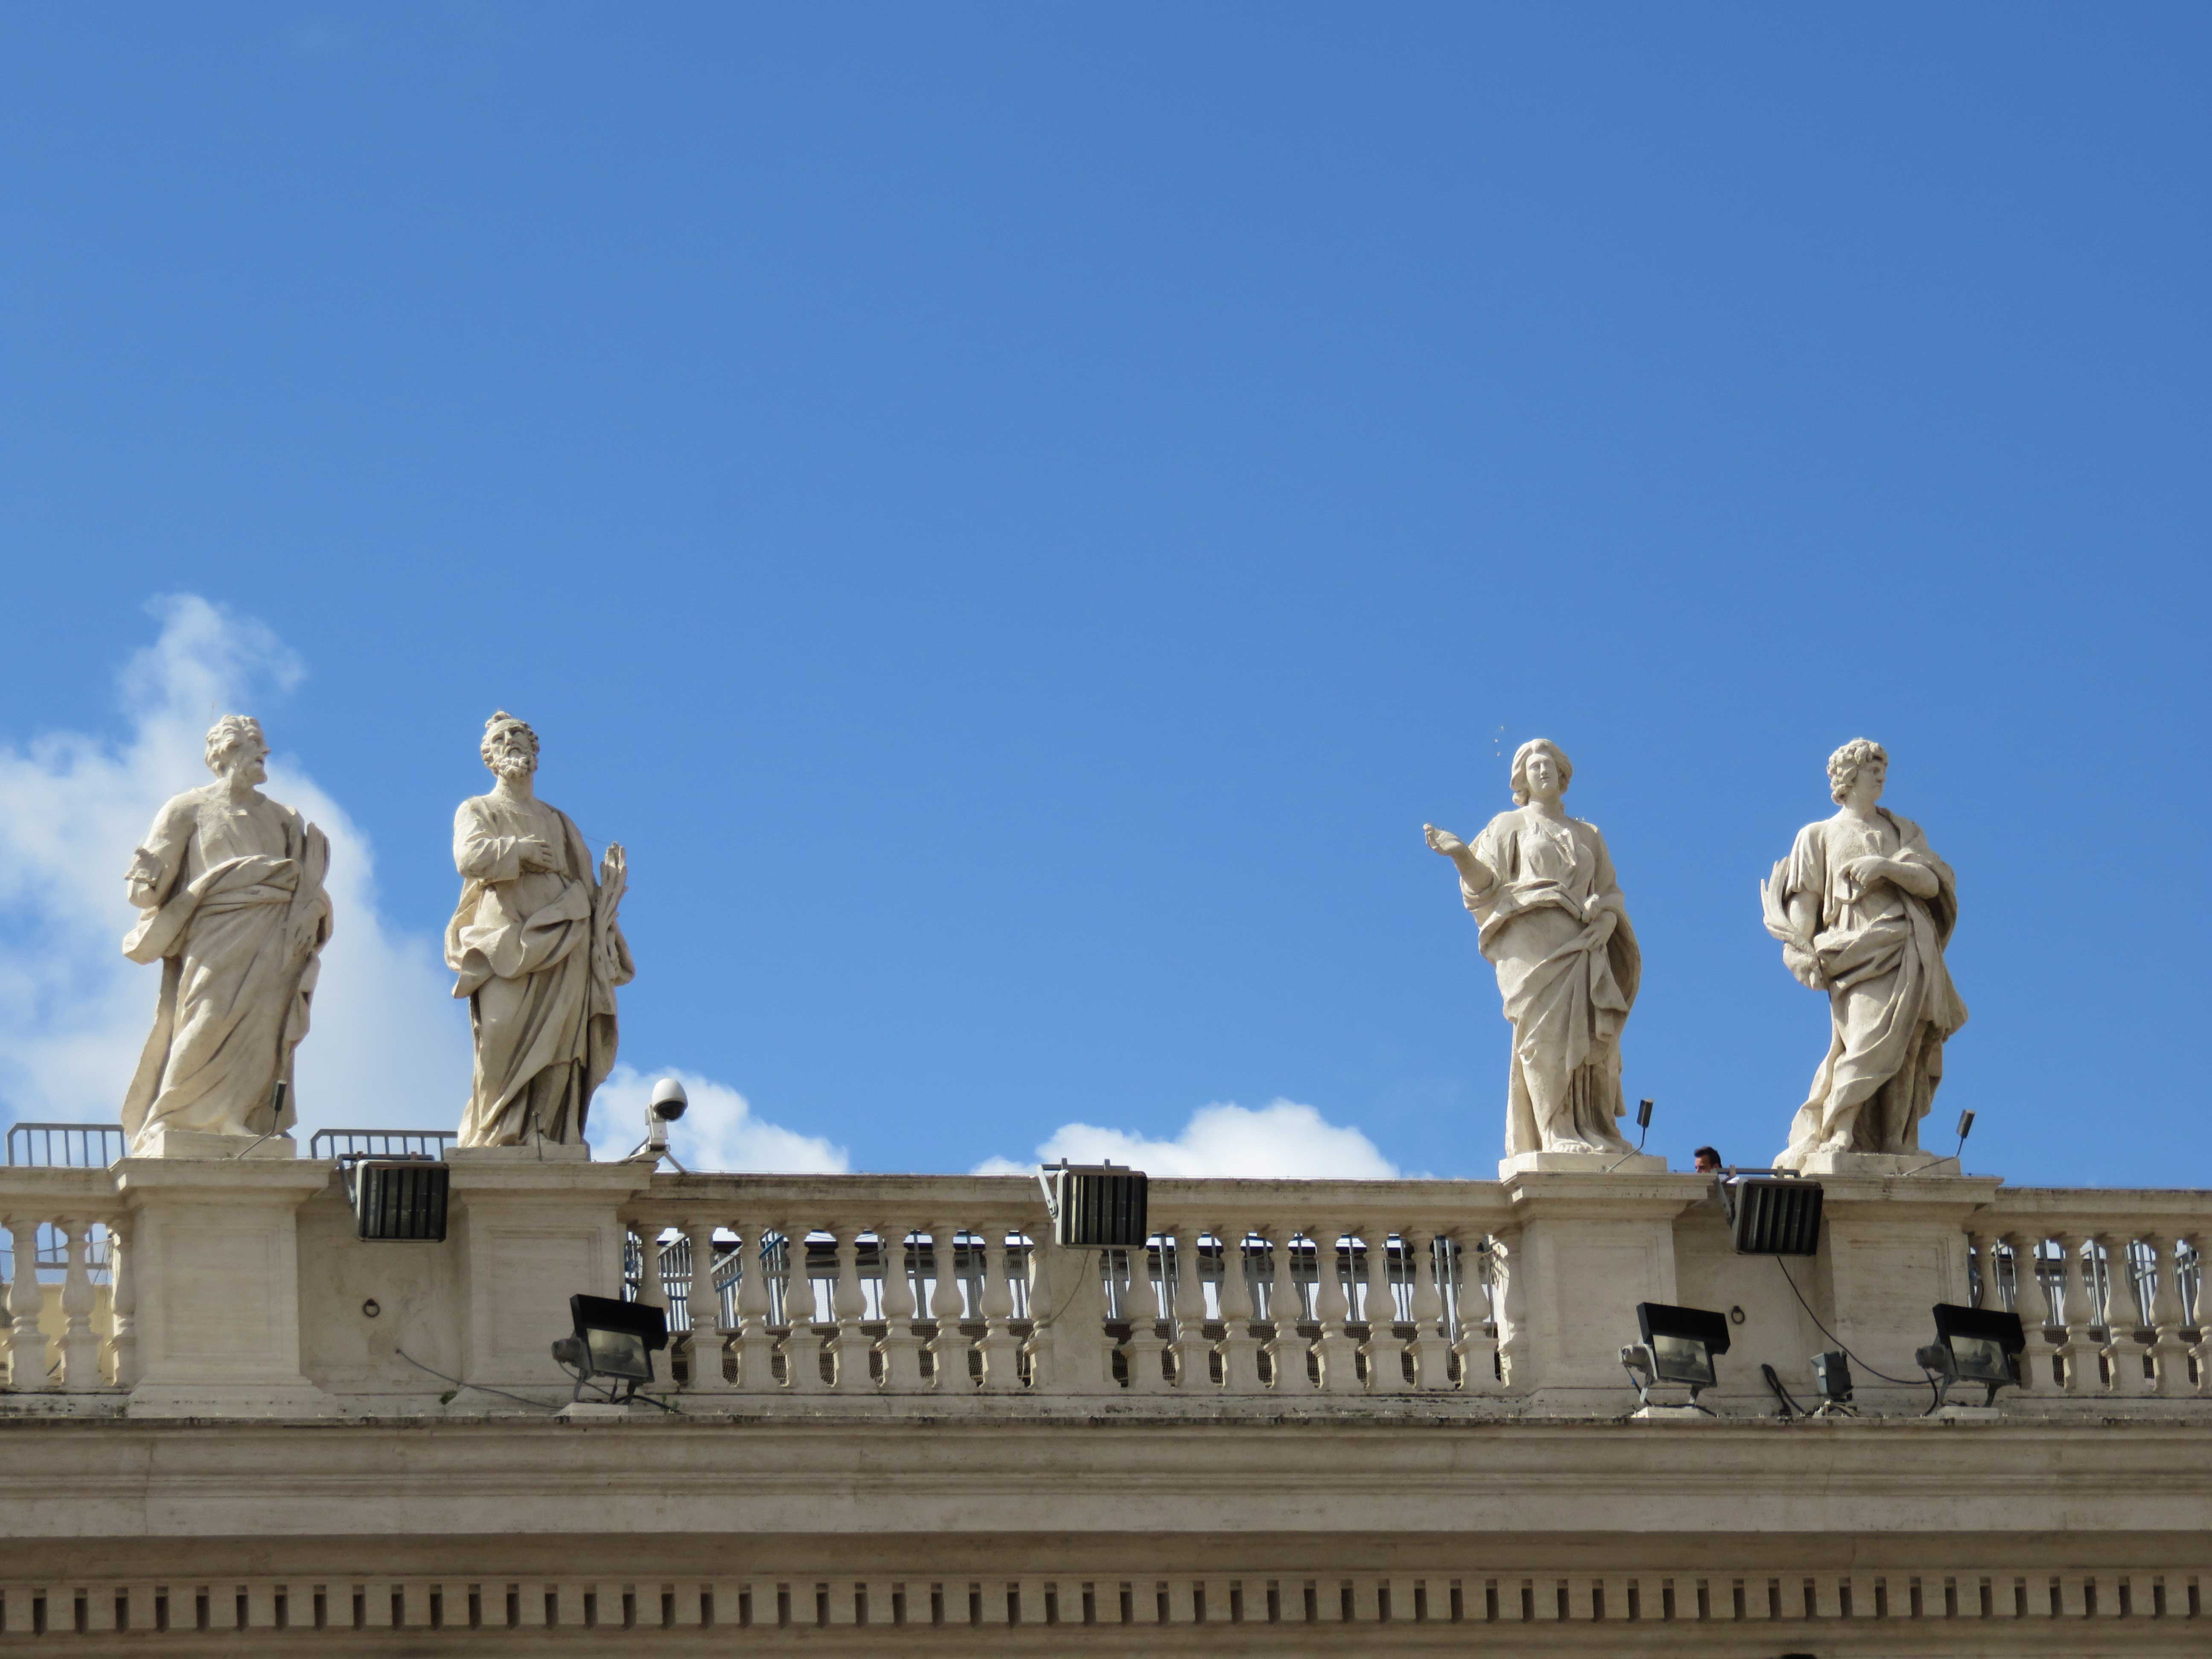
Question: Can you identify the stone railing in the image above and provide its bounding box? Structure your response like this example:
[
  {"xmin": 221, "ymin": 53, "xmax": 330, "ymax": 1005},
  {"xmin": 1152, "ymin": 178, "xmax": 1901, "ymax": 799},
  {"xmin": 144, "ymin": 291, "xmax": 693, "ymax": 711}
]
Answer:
[
  {"xmin": 1967, "ymin": 1190, "xmax": 2207, "ymax": 1399},
  {"xmin": 0, "ymin": 1167, "xmax": 125, "ymax": 1394},
  {"xmin": 8, "ymin": 1151, "xmax": 2212, "ymax": 1420},
  {"xmin": 616, "ymin": 1175, "xmax": 1522, "ymax": 1403}
]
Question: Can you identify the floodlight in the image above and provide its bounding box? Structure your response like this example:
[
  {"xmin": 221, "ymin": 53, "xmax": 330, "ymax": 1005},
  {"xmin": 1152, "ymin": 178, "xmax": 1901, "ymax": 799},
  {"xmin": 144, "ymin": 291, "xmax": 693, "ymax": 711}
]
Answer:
[
  {"xmin": 1038, "ymin": 1161, "xmax": 1149, "ymax": 1249},
  {"xmin": 1620, "ymin": 1302, "xmax": 1730, "ymax": 1412},
  {"xmin": 1810, "ymin": 1350, "xmax": 1855, "ymax": 1415},
  {"xmin": 1914, "ymin": 1303, "xmax": 2025, "ymax": 1412},
  {"xmin": 341, "ymin": 1155, "xmax": 449, "ymax": 1242},
  {"xmin": 1719, "ymin": 1175, "xmax": 1823, "ymax": 1256},
  {"xmin": 551, "ymin": 1293, "xmax": 669, "ymax": 1404}
]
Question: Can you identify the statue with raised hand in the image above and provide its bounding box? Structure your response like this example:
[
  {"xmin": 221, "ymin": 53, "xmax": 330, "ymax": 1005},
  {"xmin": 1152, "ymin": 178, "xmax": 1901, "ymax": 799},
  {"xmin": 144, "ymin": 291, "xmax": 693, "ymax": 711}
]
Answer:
[
  {"xmin": 448, "ymin": 712, "xmax": 634, "ymax": 1147},
  {"xmin": 1424, "ymin": 738, "xmax": 1642, "ymax": 1160},
  {"xmin": 1762, "ymin": 739, "xmax": 1968, "ymax": 1167},
  {"xmin": 120, "ymin": 716, "xmax": 332, "ymax": 1152}
]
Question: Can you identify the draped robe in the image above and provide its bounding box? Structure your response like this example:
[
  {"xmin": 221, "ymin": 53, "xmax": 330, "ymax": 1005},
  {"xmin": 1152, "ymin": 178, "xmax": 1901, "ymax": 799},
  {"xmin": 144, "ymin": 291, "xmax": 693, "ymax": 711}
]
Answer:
[
  {"xmin": 120, "ymin": 784, "xmax": 332, "ymax": 1150},
  {"xmin": 1460, "ymin": 807, "xmax": 1642, "ymax": 1157},
  {"xmin": 1774, "ymin": 809, "xmax": 1968, "ymax": 1164},
  {"xmin": 446, "ymin": 793, "xmax": 633, "ymax": 1147}
]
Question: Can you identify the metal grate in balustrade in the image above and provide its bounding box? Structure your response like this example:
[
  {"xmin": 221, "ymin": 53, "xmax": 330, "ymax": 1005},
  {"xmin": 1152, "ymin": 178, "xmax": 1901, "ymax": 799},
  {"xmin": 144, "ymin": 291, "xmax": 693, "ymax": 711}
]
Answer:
[
  {"xmin": 4, "ymin": 1121, "xmax": 127, "ymax": 1167},
  {"xmin": 309, "ymin": 1129, "xmax": 457, "ymax": 1161}
]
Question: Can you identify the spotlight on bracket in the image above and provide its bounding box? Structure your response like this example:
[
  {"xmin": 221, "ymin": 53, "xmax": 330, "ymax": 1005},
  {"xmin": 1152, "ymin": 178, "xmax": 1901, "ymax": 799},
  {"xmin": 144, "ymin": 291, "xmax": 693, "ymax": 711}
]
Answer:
[
  {"xmin": 341, "ymin": 1154, "xmax": 449, "ymax": 1243},
  {"xmin": 1810, "ymin": 1350, "xmax": 1856, "ymax": 1416},
  {"xmin": 551, "ymin": 1293, "xmax": 669, "ymax": 1405},
  {"xmin": 1719, "ymin": 1173, "xmax": 1823, "ymax": 1256},
  {"xmin": 1037, "ymin": 1160, "xmax": 1149, "ymax": 1249},
  {"xmin": 1915, "ymin": 1303, "xmax": 2025, "ymax": 1413},
  {"xmin": 1621, "ymin": 1302, "xmax": 1730, "ymax": 1414}
]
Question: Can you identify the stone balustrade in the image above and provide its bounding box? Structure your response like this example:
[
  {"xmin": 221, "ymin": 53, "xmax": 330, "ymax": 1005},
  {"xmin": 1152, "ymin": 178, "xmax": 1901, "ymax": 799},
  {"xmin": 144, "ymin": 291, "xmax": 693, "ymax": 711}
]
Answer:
[
  {"xmin": 1967, "ymin": 1190, "xmax": 2208, "ymax": 1400},
  {"xmin": 616, "ymin": 1176, "xmax": 1522, "ymax": 1405},
  {"xmin": 0, "ymin": 1167, "xmax": 125, "ymax": 1395},
  {"xmin": 7, "ymin": 1155, "xmax": 2212, "ymax": 1421}
]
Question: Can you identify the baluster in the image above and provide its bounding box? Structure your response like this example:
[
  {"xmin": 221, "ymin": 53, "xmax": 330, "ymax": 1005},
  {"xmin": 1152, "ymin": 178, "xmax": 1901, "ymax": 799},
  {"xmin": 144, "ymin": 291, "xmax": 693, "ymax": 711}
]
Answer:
[
  {"xmin": 732, "ymin": 1222, "xmax": 779, "ymax": 1392},
  {"xmin": 827, "ymin": 1225, "xmax": 870, "ymax": 1391},
  {"xmin": 633, "ymin": 1220, "xmax": 669, "ymax": 1314},
  {"xmin": 2099, "ymin": 1233, "xmax": 2152, "ymax": 1397},
  {"xmin": 1996, "ymin": 1233, "xmax": 2034, "ymax": 1391},
  {"xmin": 1262, "ymin": 1222, "xmax": 1313, "ymax": 1394},
  {"xmin": 58, "ymin": 1220, "xmax": 97, "ymax": 1391},
  {"xmin": 876, "ymin": 1224, "xmax": 926, "ymax": 1390},
  {"xmin": 1119, "ymin": 1234, "xmax": 1172, "ymax": 1393},
  {"xmin": 2145, "ymin": 1235, "xmax": 2192, "ymax": 1398},
  {"xmin": 1169, "ymin": 1225, "xmax": 1214, "ymax": 1389},
  {"xmin": 2180, "ymin": 1234, "xmax": 2212, "ymax": 1398},
  {"xmin": 1968, "ymin": 1232, "xmax": 1998, "ymax": 1307},
  {"xmin": 4, "ymin": 1215, "xmax": 45, "ymax": 1389},
  {"xmin": 976, "ymin": 1231, "xmax": 1021, "ymax": 1391},
  {"xmin": 2055, "ymin": 1233, "xmax": 2098, "ymax": 1395},
  {"xmin": 681, "ymin": 1219, "xmax": 723, "ymax": 1390},
  {"xmin": 1312, "ymin": 1222, "xmax": 1359, "ymax": 1394},
  {"xmin": 779, "ymin": 1221, "xmax": 827, "ymax": 1394},
  {"xmin": 1493, "ymin": 1234, "xmax": 1526, "ymax": 1389},
  {"xmin": 928, "ymin": 1222, "xmax": 972, "ymax": 1395},
  {"xmin": 1213, "ymin": 1222, "xmax": 1263, "ymax": 1393},
  {"xmin": 1452, "ymin": 1234, "xmax": 1503, "ymax": 1394},
  {"xmin": 1404, "ymin": 1228, "xmax": 1449, "ymax": 1389},
  {"xmin": 1359, "ymin": 1225, "xmax": 1409, "ymax": 1394},
  {"xmin": 104, "ymin": 1216, "xmax": 137, "ymax": 1389}
]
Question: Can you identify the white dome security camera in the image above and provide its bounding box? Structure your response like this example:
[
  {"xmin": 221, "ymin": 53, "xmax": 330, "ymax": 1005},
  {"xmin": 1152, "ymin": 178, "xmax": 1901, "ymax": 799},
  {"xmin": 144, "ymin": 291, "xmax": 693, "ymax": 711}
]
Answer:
[
  {"xmin": 649, "ymin": 1077, "xmax": 689, "ymax": 1123},
  {"xmin": 626, "ymin": 1077, "xmax": 690, "ymax": 1170}
]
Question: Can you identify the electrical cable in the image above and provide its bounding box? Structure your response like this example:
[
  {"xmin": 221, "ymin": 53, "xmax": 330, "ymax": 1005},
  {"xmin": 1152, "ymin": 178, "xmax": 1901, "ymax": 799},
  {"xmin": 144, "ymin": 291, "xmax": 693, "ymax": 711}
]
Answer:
[
  {"xmin": 396, "ymin": 1347, "xmax": 563, "ymax": 1414},
  {"xmin": 1759, "ymin": 1362, "xmax": 1802, "ymax": 1419},
  {"xmin": 1771, "ymin": 1258, "xmax": 1933, "ymax": 1394}
]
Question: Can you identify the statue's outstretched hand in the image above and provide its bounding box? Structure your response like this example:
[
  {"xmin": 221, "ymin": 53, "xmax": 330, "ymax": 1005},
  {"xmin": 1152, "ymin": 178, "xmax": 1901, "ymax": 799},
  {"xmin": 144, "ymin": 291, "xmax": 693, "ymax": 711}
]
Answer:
[{"xmin": 1423, "ymin": 823, "xmax": 1465, "ymax": 857}]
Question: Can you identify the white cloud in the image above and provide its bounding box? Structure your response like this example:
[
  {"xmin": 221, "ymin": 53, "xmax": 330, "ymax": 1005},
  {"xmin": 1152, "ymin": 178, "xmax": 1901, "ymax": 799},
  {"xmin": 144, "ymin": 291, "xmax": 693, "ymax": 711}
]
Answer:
[
  {"xmin": 973, "ymin": 1099, "xmax": 1401, "ymax": 1180},
  {"xmin": 587, "ymin": 1065, "xmax": 849, "ymax": 1174},
  {"xmin": 0, "ymin": 596, "xmax": 470, "ymax": 1135}
]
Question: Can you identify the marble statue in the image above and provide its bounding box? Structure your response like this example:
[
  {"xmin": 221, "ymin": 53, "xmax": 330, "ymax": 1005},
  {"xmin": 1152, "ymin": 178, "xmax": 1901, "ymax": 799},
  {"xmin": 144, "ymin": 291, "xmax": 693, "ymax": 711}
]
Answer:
[
  {"xmin": 120, "ymin": 716, "xmax": 332, "ymax": 1153},
  {"xmin": 1424, "ymin": 739, "xmax": 1643, "ymax": 1158},
  {"xmin": 1762, "ymin": 739, "xmax": 1968, "ymax": 1168},
  {"xmin": 448, "ymin": 712, "xmax": 632, "ymax": 1147}
]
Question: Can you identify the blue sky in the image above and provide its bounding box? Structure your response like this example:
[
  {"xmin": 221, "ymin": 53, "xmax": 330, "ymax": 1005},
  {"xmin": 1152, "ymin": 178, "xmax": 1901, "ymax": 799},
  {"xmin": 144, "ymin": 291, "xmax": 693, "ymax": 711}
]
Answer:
[{"xmin": 1, "ymin": 6, "xmax": 2205, "ymax": 1185}]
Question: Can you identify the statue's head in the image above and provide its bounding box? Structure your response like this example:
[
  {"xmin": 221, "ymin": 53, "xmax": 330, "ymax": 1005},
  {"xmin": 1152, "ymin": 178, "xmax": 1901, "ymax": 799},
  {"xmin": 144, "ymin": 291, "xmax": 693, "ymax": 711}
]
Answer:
[
  {"xmin": 203, "ymin": 715, "xmax": 268, "ymax": 784},
  {"xmin": 1826, "ymin": 738, "xmax": 1888, "ymax": 806},
  {"xmin": 1509, "ymin": 738, "xmax": 1572, "ymax": 806},
  {"xmin": 480, "ymin": 711, "xmax": 539, "ymax": 783}
]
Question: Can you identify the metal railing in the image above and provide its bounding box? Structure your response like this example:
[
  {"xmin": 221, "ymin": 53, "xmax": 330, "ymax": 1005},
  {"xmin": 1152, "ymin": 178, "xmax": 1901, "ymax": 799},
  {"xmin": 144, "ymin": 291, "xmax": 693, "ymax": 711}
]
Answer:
[
  {"xmin": 4, "ymin": 1123, "xmax": 127, "ymax": 1168},
  {"xmin": 309, "ymin": 1129, "xmax": 458, "ymax": 1161}
]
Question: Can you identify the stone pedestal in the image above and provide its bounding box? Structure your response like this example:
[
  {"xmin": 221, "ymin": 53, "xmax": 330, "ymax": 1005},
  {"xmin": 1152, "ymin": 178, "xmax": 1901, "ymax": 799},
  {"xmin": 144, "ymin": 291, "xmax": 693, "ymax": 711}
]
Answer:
[
  {"xmin": 116, "ymin": 1156, "xmax": 339, "ymax": 1418},
  {"xmin": 446, "ymin": 1151, "xmax": 651, "ymax": 1394},
  {"xmin": 1793, "ymin": 1151, "xmax": 1960, "ymax": 1179},
  {"xmin": 1501, "ymin": 1171, "xmax": 1698, "ymax": 1413},
  {"xmin": 134, "ymin": 1130, "xmax": 299, "ymax": 1162},
  {"xmin": 1499, "ymin": 1150, "xmax": 1668, "ymax": 1179},
  {"xmin": 1814, "ymin": 1174, "xmax": 2001, "ymax": 1407}
]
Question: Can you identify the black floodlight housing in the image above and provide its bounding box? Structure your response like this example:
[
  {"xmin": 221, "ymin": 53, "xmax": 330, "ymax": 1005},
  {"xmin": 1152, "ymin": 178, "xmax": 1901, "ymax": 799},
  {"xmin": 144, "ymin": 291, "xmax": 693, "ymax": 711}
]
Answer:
[
  {"xmin": 552, "ymin": 1293, "xmax": 669, "ymax": 1403},
  {"xmin": 1038, "ymin": 1160, "xmax": 1148, "ymax": 1249},
  {"xmin": 1915, "ymin": 1302, "xmax": 2025, "ymax": 1412},
  {"xmin": 1811, "ymin": 1349, "xmax": 1855, "ymax": 1414},
  {"xmin": 1620, "ymin": 1302, "xmax": 1731, "ymax": 1411},
  {"xmin": 1719, "ymin": 1175, "xmax": 1824, "ymax": 1256},
  {"xmin": 340, "ymin": 1155, "xmax": 449, "ymax": 1243}
]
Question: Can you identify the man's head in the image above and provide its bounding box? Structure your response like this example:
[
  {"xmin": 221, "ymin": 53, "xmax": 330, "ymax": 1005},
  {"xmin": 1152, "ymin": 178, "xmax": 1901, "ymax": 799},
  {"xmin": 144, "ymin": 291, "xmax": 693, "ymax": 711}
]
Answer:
[
  {"xmin": 204, "ymin": 715, "xmax": 268, "ymax": 786},
  {"xmin": 1826, "ymin": 738, "xmax": 1888, "ymax": 807},
  {"xmin": 1509, "ymin": 738, "xmax": 1573, "ymax": 806},
  {"xmin": 481, "ymin": 711, "xmax": 540, "ymax": 782},
  {"xmin": 1692, "ymin": 1146, "xmax": 1722, "ymax": 1173}
]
